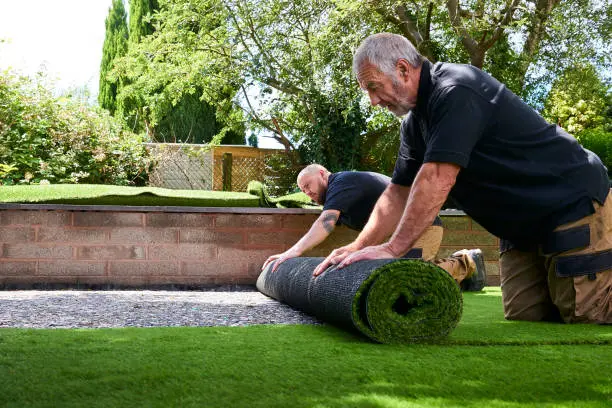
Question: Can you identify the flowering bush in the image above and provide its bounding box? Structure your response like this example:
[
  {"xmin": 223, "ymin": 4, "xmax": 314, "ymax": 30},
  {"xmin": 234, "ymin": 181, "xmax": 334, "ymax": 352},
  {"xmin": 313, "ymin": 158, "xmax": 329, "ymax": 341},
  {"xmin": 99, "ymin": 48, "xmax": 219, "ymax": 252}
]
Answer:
[{"xmin": 0, "ymin": 70, "xmax": 152, "ymax": 185}]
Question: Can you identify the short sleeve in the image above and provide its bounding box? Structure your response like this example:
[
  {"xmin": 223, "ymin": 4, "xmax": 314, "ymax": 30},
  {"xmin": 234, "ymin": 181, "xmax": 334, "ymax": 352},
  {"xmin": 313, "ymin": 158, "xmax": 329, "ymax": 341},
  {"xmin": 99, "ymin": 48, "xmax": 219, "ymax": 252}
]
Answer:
[
  {"xmin": 391, "ymin": 115, "xmax": 424, "ymax": 186},
  {"xmin": 323, "ymin": 181, "xmax": 360, "ymax": 214}
]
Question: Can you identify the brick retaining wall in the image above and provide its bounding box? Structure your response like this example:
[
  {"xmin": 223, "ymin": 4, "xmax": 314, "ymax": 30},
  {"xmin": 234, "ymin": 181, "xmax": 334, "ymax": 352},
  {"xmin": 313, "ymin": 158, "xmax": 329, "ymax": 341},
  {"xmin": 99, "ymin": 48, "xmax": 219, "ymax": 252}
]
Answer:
[{"xmin": 0, "ymin": 205, "xmax": 500, "ymax": 288}]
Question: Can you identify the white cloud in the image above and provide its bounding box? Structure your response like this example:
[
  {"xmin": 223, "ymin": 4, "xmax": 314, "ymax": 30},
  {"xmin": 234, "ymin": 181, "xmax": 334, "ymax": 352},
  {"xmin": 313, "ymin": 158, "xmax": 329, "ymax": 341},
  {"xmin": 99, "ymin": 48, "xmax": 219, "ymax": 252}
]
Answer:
[{"xmin": 0, "ymin": 0, "xmax": 112, "ymax": 96}]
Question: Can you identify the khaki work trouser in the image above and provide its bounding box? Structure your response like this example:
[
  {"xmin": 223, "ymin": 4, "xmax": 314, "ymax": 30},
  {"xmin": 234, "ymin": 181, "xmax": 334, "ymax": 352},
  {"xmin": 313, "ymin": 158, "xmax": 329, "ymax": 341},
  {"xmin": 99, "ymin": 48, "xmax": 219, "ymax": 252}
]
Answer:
[
  {"xmin": 407, "ymin": 225, "xmax": 475, "ymax": 284},
  {"xmin": 500, "ymin": 189, "xmax": 612, "ymax": 324}
]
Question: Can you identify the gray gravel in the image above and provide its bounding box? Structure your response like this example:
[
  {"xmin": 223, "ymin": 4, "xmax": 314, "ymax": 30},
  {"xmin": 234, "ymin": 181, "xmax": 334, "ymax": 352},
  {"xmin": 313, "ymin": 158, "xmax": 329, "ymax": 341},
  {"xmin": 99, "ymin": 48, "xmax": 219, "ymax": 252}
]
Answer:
[{"xmin": 0, "ymin": 289, "xmax": 320, "ymax": 329}]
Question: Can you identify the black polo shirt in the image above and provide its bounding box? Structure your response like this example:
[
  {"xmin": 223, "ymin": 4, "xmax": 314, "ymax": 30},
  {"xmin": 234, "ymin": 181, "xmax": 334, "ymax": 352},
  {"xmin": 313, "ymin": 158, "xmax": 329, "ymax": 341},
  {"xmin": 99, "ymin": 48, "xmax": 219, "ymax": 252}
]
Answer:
[
  {"xmin": 391, "ymin": 60, "xmax": 610, "ymax": 245},
  {"xmin": 324, "ymin": 171, "xmax": 443, "ymax": 231}
]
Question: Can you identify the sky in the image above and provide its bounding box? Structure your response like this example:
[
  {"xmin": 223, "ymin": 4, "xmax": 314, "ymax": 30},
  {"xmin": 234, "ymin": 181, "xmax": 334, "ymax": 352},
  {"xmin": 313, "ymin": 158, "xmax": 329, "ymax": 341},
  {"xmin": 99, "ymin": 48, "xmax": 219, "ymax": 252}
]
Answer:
[
  {"xmin": 0, "ymin": 0, "xmax": 111, "ymax": 98},
  {"xmin": 0, "ymin": 0, "xmax": 282, "ymax": 148}
]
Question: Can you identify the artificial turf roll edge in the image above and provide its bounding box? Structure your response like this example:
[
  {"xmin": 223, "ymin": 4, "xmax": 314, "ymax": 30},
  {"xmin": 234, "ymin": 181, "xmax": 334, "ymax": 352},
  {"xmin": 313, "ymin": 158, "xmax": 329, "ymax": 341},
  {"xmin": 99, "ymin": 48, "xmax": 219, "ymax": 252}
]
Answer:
[{"xmin": 256, "ymin": 257, "xmax": 463, "ymax": 344}]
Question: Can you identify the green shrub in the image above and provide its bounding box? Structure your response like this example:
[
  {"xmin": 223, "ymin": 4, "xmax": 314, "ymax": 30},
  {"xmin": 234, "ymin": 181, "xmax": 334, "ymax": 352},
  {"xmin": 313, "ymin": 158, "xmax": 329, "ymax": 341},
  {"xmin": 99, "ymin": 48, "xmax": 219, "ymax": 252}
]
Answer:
[
  {"xmin": 576, "ymin": 127, "xmax": 612, "ymax": 176},
  {"xmin": 0, "ymin": 70, "xmax": 152, "ymax": 186},
  {"xmin": 263, "ymin": 153, "xmax": 301, "ymax": 197}
]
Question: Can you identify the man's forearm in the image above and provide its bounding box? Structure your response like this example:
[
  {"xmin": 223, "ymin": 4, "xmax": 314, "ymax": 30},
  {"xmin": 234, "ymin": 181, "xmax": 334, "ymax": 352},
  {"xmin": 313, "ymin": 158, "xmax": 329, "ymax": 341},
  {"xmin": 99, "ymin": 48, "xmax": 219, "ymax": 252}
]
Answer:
[
  {"xmin": 387, "ymin": 162, "xmax": 459, "ymax": 256},
  {"xmin": 288, "ymin": 210, "xmax": 339, "ymax": 255},
  {"xmin": 353, "ymin": 183, "xmax": 410, "ymax": 249}
]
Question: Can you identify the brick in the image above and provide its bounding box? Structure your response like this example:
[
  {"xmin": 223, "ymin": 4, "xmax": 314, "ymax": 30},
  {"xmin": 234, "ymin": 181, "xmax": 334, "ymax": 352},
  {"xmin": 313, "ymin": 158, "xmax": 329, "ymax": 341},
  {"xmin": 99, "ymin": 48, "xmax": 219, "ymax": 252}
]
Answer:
[
  {"xmin": 303, "ymin": 246, "xmax": 336, "ymax": 257},
  {"xmin": 38, "ymin": 228, "xmax": 106, "ymax": 243},
  {"xmin": 281, "ymin": 214, "xmax": 319, "ymax": 230},
  {"xmin": 441, "ymin": 231, "xmax": 498, "ymax": 246},
  {"xmin": 233, "ymin": 275, "xmax": 258, "ymax": 285},
  {"xmin": 480, "ymin": 247, "xmax": 500, "ymax": 261},
  {"xmin": 4, "ymin": 244, "xmax": 73, "ymax": 259},
  {"xmin": 157, "ymin": 273, "xmax": 219, "ymax": 285},
  {"xmin": 0, "ymin": 276, "xmax": 44, "ymax": 286},
  {"xmin": 485, "ymin": 261, "xmax": 500, "ymax": 277},
  {"xmin": 71, "ymin": 277, "xmax": 110, "ymax": 286},
  {"xmin": 217, "ymin": 246, "xmax": 279, "ymax": 264},
  {"xmin": 329, "ymin": 226, "xmax": 360, "ymax": 241},
  {"xmin": 0, "ymin": 226, "xmax": 35, "ymax": 242},
  {"xmin": 180, "ymin": 229, "xmax": 244, "ymax": 244},
  {"xmin": 77, "ymin": 245, "xmax": 145, "ymax": 260},
  {"xmin": 440, "ymin": 216, "xmax": 470, "ymax": 230},
  {"xmin": 110, "ymin": 261, "xmax": 180, "ymax": 276},
  {"xmin": 436, "ymin": 246, "xmax": 464, "ymax": 259},
  {"xmin": 146, "ymin": 213, "xmax": 214, "ymax": 228},
  {"xmin": 182, "ymin": 261, "xmax": 248, "ymax": 278},
  {"xmin": 149, "ymin": 244, "xmax": 216, "ymax": 261},
  {"xmin": 487, "ymin": 274, "xmax": 500, "ymax": 286},
  {"xmin": 0, "ymin": 261, "xmax": 37, "ymax": 275},
  {"xmin": 321, "ymin": 227, "xmax": 359, "ymax": 245},
  {"xmin": 103, "ymin": 274, "xmax": 149, "ymax": 287},
  {"xmin": 215, "ymin": 214, "xmax": 281, "ymax": 229},
  {"xmin": 38, "ymin": 275, "xmax": 80, "ymax": 284},
  {"xmin": 38, "ymin": 261, "xmax": 106, "ymax": 276},
  {"xmin": 73, "ymin": 212, "xmax": 143, "ymax": 227},
  {"xmin": 108, "ymin": 228, "xmax": 178, "ymax": 244},
  {"xmin": 0, "ymin": 210, "xmax": 71, "ymax": 226},
  {"xmin": 247, "ymin": 231, "xmax": 304, "ymax": 246}
]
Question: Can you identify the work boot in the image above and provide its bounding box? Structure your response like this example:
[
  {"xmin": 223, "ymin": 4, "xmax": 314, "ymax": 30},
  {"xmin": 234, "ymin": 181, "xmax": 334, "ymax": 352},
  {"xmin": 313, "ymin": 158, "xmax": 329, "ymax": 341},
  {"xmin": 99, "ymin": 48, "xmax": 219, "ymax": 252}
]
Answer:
[{"xmin": 459, "ymin": 249, "xmax": 486, "ymax": 292}]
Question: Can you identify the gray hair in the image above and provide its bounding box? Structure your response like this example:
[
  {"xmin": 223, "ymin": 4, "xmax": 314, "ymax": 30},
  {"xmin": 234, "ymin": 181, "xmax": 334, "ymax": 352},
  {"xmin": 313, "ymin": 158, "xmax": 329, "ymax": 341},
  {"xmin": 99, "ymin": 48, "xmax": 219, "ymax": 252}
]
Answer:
[{"xmin": 352, "ymin": 33, "xmax": 423, "ymax": 78}]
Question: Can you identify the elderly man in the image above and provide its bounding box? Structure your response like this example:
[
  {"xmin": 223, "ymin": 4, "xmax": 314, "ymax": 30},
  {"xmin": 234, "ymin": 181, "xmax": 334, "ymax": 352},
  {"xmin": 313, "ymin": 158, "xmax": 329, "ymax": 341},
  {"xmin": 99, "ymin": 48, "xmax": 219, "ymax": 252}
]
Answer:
[
  {"xmin": 262, "ymin": 163, "xmax": 487, "ymax": 291},
  {"xmin": 314, "ymin": 33, "xmax": 611, "ymax": 324}
]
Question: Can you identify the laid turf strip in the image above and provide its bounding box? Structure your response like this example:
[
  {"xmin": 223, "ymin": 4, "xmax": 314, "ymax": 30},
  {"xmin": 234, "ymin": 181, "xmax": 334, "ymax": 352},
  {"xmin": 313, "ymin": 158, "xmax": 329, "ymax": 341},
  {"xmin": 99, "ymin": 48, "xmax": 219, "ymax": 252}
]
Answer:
[
  {"xmin": 0, "ymin": 183, "xmax": 318, "ymax": 208},
  {"xmin": 1, "ymin": 326, "xmax": 610, "ymax": 408},
  {"xmin": 450, "ymin": 288, "xmax": 612, "ymax": 345},
  {"xmin": 1, "ymin": 290, "xmax": 611, "ymax": 407},
  {"xmin": 0, "ymin": 184, "xmax": 260, "ymax": 207},
  {"xmin": 257, "ymin": 258, "xmax": 463, "ymax": 343}
]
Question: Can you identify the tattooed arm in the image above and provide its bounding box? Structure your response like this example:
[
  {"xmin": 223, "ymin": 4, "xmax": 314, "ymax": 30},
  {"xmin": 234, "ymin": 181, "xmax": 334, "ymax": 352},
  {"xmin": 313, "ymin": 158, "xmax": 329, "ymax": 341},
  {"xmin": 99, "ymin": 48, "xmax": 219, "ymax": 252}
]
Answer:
[{"xmin": 262, "ymin": 209, "xmax": 341, "ymax": 272}]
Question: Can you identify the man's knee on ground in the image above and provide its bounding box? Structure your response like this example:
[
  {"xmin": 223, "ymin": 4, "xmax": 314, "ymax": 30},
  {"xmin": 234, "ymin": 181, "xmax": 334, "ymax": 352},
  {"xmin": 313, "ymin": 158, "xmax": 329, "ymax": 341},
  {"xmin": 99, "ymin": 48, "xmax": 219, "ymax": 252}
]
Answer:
[{"xmin": 504, "ymin": 303, "xmax": 563, "ymax": 322}]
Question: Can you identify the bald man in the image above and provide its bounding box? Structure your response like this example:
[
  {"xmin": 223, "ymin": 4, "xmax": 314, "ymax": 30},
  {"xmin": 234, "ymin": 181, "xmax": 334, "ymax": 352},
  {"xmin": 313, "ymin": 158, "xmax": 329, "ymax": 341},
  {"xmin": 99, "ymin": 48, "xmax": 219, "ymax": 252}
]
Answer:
[{"xmin": 262, "ymin": 164, "xmax": 486, "ymax": 291}]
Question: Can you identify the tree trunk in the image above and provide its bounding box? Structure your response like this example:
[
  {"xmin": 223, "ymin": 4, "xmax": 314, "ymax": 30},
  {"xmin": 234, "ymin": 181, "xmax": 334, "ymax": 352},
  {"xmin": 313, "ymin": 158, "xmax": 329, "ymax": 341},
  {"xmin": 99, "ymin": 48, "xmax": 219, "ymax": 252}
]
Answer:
[{"xmin": 517, "ymin": 0, "xmax": 561, "ymax": 90}]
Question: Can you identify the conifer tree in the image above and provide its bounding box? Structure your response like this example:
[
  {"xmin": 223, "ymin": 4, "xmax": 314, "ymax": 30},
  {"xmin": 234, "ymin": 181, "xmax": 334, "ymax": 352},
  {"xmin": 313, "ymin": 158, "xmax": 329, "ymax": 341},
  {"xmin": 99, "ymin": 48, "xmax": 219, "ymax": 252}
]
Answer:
[
  {"xmin": 98, "ymin": 0, "xmax": 128, "ymax": 114},
  {"xmin": 128, "ymin": 0, "xmax": 159, "ymax": 44}
]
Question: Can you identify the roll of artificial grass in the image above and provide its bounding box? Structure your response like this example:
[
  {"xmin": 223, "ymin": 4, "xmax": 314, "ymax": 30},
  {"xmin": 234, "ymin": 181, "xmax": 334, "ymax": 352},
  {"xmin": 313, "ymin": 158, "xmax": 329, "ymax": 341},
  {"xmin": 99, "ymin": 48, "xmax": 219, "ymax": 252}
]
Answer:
[
  {"xmin": 256, "ymin": 257, "xmax": 463, "ymax": 344},
  {"xmin": 247, "ymin": 180, "xmax": 319, "ymax": 209}
]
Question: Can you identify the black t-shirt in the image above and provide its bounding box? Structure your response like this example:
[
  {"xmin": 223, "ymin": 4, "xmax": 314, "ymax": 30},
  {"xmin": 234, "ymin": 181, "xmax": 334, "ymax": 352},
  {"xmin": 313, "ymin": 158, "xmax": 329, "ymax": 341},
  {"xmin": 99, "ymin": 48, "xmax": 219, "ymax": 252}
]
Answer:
[
  {"xmin": 324, "ymin": 171, "xmax": 443, "ymax": 231},
  {"xmin": 392, "ymin": 60, "xmax": 610, "ymax": 245}
]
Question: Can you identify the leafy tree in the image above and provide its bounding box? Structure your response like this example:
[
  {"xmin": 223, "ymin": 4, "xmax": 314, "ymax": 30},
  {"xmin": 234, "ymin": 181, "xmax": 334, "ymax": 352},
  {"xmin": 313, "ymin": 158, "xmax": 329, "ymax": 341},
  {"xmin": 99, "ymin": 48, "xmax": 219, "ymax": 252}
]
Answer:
[
  {"xmin": 114, "ymin": 0, "xmax": 243, "ymax": 145},
  {"xmin": 1, "ymin": 70, "xmax": 151, "ymax": 186},
  {"xmin": 109, "ymin": 0, "xmax": 610, "ymax": 174},
  {"xmin": 98, "ymin": 0, "xmax": 129, "ymax": 114},
  {"xmin": 542, "ymin": 64, "xmax": 610, "ymax": 134}
]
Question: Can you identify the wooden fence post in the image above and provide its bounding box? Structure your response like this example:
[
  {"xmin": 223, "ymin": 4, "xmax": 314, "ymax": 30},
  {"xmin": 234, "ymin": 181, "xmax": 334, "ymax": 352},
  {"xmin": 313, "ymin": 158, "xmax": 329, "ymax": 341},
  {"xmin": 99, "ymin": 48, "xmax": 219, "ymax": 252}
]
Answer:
[{"xmin": 222, "ymin": 152, "xmax": 232, "ymax": 191}]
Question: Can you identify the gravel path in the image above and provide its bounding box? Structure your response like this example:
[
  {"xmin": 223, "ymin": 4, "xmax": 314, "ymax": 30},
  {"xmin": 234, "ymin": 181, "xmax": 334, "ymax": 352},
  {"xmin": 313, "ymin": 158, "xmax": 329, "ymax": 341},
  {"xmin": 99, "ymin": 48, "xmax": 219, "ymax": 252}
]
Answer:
[{"xmin": 0, "ymin": 289, "xmax": 320, "ymax": 329}]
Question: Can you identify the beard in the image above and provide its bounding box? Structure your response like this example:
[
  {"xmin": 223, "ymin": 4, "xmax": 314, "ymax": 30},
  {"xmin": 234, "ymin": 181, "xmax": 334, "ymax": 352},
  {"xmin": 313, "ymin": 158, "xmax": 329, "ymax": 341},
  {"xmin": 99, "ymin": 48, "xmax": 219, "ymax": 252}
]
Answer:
[{"xmin": 388, "ymin": 80, "xmax": 415, "ymax": 116}]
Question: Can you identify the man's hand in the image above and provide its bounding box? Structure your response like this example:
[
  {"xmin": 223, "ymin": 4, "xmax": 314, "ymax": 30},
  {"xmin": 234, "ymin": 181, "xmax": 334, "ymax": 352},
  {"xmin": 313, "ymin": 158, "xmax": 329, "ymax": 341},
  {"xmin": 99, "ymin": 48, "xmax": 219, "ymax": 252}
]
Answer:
[
  {"xmin": 262, "ymin": 250, "xmax": 301, "ymax": 273},
  {"xmin": 337, "ymin": 243, "xmax": 398, "ymax": 269},
  {"xmin": 313, "ymin": 243, "xmax": 360, "ymax": 276}
]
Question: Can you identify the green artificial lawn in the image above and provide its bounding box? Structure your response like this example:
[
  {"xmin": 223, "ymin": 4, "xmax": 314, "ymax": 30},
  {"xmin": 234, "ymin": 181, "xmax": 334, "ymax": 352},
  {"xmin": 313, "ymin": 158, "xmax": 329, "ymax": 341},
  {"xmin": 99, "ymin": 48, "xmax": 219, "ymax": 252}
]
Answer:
[
  {"xmin": 0, "ymin": 184, "xmax": 261, "ymax": 207},
  {"xmin": 1, "ymin": 288, "xmax": 611, "ymax": 408},
  {"xmin": 0, "ymin": 183, "xmax": 319, "ymax": 208}
]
